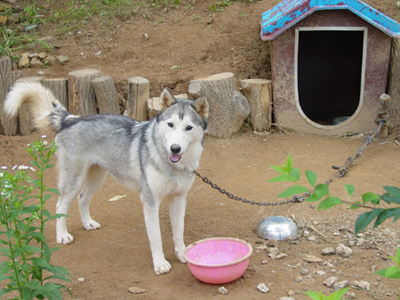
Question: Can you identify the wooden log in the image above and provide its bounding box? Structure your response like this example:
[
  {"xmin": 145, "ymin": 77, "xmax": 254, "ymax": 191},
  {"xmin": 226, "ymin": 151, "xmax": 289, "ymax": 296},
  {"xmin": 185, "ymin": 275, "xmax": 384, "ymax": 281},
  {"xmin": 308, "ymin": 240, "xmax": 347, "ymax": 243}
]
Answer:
[
  {"xmin": 42, "ymin": 78, "xmax": 68, "ymax": 108},
  {"xmin": 188, "ymin": 72, "xmax": 250, "ymax": 138},
  {"xmin": 68, "ymin": 69, "xmax": 102, "ymax": 115},
  {"xmin": 16, "ymin": 77, "xmax": 43, "ymax": 135},
  {"xmin": 0, "ymin": 57, "xmax": 13, "ymax": 134},
  {"xmin": 127, "ymin": 77, "xmax": 149, "ymax": 121},
  {"xmin": 239, "ymin": 79, "xmax": 272, "ymax": 132},
  {"xmin": 2, "ymin": 70, "xmax": 23, "ymax": 136},
  {"xmin": 388, "ymin": 38, "xmax": 400, "ymax": 129},
  {"xmin": 375, "ymin": 93, "xmax": 390, "ymax": 137},
  {"xmin": 92, "ymin": 76, "xmax": 120, "ymax": 114}
]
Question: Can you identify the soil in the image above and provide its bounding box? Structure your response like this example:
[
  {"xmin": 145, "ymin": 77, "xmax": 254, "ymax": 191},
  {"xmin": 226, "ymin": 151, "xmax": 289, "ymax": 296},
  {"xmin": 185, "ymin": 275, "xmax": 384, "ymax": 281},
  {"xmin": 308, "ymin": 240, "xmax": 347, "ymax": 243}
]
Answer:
[{"xmin": 1, "ymin": 0, "xmax": 400, "ymax": 299}]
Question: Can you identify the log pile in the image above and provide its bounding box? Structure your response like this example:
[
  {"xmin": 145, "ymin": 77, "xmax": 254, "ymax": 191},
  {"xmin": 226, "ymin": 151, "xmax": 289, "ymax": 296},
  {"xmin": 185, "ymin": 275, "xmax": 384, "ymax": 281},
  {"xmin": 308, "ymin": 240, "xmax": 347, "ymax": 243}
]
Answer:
[{"xmin": 0, "ymin": 58, "xmax": 272, "ymax": 137}]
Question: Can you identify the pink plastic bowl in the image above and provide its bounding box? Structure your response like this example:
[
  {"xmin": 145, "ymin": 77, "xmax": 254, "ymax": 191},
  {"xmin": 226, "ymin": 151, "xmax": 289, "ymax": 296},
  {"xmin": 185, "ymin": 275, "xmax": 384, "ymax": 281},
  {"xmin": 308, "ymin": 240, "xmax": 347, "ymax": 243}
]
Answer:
[{"xmin": 183, "ymin": 237, "xmax": 253, "ymax": 284}]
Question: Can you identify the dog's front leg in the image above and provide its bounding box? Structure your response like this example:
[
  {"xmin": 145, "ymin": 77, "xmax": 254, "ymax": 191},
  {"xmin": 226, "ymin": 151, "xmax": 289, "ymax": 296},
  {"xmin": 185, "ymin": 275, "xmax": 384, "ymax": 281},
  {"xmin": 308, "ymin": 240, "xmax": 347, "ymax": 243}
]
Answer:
[
  {"xmin": 142, "ymin": 200, "xmax": 171, "ymax": 275},
  {"xmin": 169, "ymin": 193, "xmax": 187, "ymax": 263}
]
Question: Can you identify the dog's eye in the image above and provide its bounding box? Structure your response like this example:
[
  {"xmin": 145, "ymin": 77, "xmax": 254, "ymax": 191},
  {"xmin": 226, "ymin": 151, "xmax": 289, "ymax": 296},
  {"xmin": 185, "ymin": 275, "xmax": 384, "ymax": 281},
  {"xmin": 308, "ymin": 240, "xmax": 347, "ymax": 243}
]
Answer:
[
  {"xmin": 167, "ymin": 122, "xmax": 174, "ymax": 128},
  {"xmin": 186, "ymin": 125, "xmax": 193, "ymax": 131}
]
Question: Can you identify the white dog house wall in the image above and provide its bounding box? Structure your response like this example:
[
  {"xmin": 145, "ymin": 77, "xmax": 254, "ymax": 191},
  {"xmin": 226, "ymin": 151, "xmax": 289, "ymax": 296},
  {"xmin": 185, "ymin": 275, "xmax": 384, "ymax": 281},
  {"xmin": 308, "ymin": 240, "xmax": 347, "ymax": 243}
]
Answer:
[{"xmin": 261, "ymin": 0, "xmax": 400, "ymax": 135}]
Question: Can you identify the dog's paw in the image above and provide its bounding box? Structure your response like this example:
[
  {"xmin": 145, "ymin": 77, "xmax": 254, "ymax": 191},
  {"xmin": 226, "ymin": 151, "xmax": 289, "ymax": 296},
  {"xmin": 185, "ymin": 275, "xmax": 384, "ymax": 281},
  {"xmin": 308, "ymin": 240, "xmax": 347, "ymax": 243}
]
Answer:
[
  {"xmin": 175, "ymin": 248, "xmax": 187, "ymax": 263},
  {"xmin": 83, "ymin": 219, "xmax": 101, "ymax": 231},
  {"xmin": 57, "ymin": 232, "xmax": 74, "ymax": 244},
  {"xmin": 154, "ymin": 259, "xmax": 172, "ymax": 275}
]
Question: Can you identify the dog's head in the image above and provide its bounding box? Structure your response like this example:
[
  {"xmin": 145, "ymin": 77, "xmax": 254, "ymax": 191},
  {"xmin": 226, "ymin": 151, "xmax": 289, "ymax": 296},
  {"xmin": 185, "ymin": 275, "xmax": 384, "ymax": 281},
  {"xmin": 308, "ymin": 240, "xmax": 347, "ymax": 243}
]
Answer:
[{"xmin": 157, "ymin": 88, "xmax": 209, "ymax": 165}]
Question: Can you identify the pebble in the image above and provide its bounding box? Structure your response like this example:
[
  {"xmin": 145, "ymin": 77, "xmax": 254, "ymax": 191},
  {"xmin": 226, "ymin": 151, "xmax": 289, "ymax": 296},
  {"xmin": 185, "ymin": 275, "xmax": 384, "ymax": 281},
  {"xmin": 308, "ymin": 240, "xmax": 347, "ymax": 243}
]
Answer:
[
  {"xmin": 77, "ymin": 277, "xmax": 85, "ymax": 282},
  {"xmin": 323, "ymin": 276, "xmax": 337, "ymax": 287},
  {"xmin": 303, "ymin": 254, "xmax": 322, "ymax": 263},
  {"xmin": 257, "ymin": 283, "xmax": 269, "ymax": 293},
  {"xmin": 321, "ymin": 247, "xmax": 335, "ymax": 255},
  {"xmin": 301, "ymin": 269, "xmax": 308, "ymax": 275},
  {"xmin": 218, "ymin": 286, "xmax": 228, "ymax": 295},
  {"xmin": 353, "ymin": 280, "xmax": 371, "ymax": 290},
  {"xmin": 334, "ymin": 280, "xmax": 350, "ymax": 290},
  {"xmin": 336, "ymin": 244, "xmax": 352, "ymax": 257},
  {"xmin": 128, "ymin": 286, "xmax": 146, "ymax": 294},
  {"xmin": 316, "ymin": 270, "xmax": 326, "ymax": 276},
  {"xmin": 280, "ymin": 297, "xmax": 295, "ymax": 300}
]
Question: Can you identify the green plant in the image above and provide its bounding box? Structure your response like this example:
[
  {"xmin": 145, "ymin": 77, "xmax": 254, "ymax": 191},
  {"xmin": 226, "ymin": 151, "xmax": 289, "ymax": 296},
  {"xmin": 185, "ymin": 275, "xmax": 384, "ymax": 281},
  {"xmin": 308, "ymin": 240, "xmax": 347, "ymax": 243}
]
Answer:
[
  {"xmin": 0, "ymin": 138, "xmax": 71, "ymax": 300},
  {"xmin": 269, "ymin": 154, "xmax": 400, "ymax": 300},
  {"xmin": 304, "ymin": 287, "xmax": 350, "ymax": 300}
]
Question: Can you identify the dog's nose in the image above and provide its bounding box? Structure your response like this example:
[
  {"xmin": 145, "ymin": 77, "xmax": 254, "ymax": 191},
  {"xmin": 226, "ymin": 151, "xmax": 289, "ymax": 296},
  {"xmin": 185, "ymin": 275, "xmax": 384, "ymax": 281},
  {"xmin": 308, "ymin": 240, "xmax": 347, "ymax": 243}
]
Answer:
[{"xmin": 171, "ymin": 144, "xmax": 181, "ymax": 154}]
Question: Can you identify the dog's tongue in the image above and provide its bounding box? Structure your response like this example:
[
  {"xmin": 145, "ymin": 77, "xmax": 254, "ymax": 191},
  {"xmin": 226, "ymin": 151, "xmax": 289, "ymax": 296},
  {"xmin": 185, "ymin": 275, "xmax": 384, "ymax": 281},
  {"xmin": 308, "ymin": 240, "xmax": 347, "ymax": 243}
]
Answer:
[{"xmin": 170, "ymin": 154, "xmax": 181, "ymax": 163}]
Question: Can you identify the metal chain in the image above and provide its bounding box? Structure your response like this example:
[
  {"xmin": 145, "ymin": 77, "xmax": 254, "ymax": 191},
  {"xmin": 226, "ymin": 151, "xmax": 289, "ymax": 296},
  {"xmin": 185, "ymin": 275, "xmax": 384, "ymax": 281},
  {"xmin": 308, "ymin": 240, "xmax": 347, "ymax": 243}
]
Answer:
[{"xmin": 194, "ymin": 120, "xmax": 385, "ymax": 207}]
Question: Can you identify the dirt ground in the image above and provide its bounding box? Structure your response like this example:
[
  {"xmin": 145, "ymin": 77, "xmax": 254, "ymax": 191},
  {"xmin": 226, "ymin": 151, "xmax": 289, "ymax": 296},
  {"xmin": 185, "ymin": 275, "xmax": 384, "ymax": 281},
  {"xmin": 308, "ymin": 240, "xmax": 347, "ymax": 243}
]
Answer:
[{"xmin": 1, "ymin": 0, "xmax": 400, "ymax": 299}]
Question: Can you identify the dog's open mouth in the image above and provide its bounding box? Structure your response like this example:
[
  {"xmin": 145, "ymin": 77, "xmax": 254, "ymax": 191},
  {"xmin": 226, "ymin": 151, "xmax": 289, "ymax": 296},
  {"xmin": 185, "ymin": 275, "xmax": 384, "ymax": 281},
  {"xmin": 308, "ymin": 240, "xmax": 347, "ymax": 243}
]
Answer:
[{"xmin": 170, "ymin": 154, "xmax": 181, "ymax": 163}]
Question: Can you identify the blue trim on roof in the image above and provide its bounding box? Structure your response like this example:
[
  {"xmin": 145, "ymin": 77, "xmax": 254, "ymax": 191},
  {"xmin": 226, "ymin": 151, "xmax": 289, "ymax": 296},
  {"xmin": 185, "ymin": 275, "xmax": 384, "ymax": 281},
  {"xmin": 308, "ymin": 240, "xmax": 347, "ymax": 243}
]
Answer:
[{"xmin": 261, "ymin": 0, "xmax": 400, "ymax": 40}]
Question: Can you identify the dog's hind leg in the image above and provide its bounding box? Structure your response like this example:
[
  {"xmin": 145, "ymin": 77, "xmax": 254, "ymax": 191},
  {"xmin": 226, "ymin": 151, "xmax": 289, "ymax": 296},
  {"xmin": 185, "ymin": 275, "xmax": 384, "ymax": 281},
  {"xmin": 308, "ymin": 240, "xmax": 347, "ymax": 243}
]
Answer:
[
  {"xmin": 78, "ymin": 164, "xmax": 107, "ymax": 231},
  {"xmin": 56, "ymin": 167, "xmax": 87, "ymax": 244},
  {"xmin": 169, "ymin": 193, "xmax": 187, "ymax": 263}
]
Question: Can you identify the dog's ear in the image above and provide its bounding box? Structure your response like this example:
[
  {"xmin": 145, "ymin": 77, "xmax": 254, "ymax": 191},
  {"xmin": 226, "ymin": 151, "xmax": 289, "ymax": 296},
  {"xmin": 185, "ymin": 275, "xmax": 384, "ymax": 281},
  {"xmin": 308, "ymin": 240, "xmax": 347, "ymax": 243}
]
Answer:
[
  {"xmin": 160, "ymin": 88, "xmax": 176, "ymax": 110},
  {"xmin": 193, "ymin": 95, "xmax": 209, "ymax": 119}
]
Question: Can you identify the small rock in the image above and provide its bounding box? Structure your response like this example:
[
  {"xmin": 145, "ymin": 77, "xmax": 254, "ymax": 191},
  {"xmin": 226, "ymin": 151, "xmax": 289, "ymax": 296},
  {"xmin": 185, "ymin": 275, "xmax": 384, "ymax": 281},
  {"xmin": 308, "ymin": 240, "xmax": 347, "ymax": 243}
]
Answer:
[
  {"xmin": 336, "ymin": 244, "xmax": 352, "ymax": 257},
  {"xmin": 353, "ymin": 280, "xmax": 371, "ymax": 290},
  {"xmin": 334, "ymin": 280, "xmax": 350, "ymax": 290},
  {"xmin": 56, "ymin": 55, "xmax": 69, "ymax": 64},
  {"xmin": 308, "ymin": 236, "xmax": 317, "ymax": 242},
  {"xmin": 77, "ymin": 277, "xmax": 85, "ymax": 282},
  {"xmin": 280, "ymin": 297, "xmax": 295, "ymax": 300},
  {"xmin": 356, "ymin": 238, "xmax": 366, "ymax": 246},
  {"xmin": 303, "ymin": 254, "xmax": 322, "ymax": 263},
  {"xmin": 18, "ymin": 54, "xmax": 30, "ymax": 68},
  {"xmin": 345, "ymin": 292, "xmax": 356, "ymax": 299},
  {"xmin": 301, "ymin": 269, "xmax": 308, "ymax": 275},
  {"xmin": 323, "ymin": 276, "xmax": 337, "ymax": 287},
  {"xmin": 321, "ymin": 247, "xmax": 335, "ymax": 255},
  {"xmin": 38, "ymin": 52, "xmax": 47, "ymax": 59},
  {"xmin": 128, "ymin": 286, "xmax": 146, "ymax": 294},
  {"xmin": 316, "ymin": 270, "xmax": 326, "ymax": 276},
  {"xmin": 257, "ymin": 283, "xmax": 269, "ymax": 293},
  {"xmin": 296, "ymin": 276, "xmax": 303, "ymax": 283},
  {"xmin": 30, "ymin": 57, "xmax": 42, "ymax": 68},
  {"xmin": 218, "ymin": 286, "xmax": 228, "ymax": 295},
  {"xmin": 276, "ymin": 252, "xmax": 288, "ymax": 259}
]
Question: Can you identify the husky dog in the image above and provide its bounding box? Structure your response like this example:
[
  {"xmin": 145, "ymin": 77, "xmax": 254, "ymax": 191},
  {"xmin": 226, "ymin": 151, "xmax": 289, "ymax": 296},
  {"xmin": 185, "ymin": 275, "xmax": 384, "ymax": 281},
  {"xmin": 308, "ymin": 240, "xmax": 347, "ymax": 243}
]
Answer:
[{"xmin": 4, "ymin": 81, "xmax": 209, "ymax": 275}]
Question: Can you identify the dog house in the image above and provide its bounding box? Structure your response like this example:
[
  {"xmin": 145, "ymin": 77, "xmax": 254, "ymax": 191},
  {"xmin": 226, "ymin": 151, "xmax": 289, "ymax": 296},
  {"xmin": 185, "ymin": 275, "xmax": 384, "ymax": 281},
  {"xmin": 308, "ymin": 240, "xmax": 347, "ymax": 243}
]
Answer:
[{"xmin": 261, "ymin": 0, "xmax": 400, "ymax": 135}]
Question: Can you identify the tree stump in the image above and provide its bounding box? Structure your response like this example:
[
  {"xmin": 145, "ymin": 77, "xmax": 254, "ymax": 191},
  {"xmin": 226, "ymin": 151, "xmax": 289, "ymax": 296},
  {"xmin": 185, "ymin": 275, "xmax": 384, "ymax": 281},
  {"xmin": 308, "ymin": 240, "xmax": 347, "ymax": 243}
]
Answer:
[
  {"xmin": 0, "ymin": 57, "xmax": 13, "ymax": 135},
  {"xmin": 388, "ymin": 38, "xmax": 400, "ymax": 129},
  {"xmin": 127, "ymin": 77, "xmax": 149, "ymax": 121},
  {"xmin": 188, "ymin": 72, "xmax": 250, "ymax": 138},
  {"xmin": 68, "ymin": 69, "xmax": 102, "ymax": 115},
  {"xmin": 239, "ymin": 79, "xmax": 272, "ymax": 132},
  {"xmin": 42, "ymin": 78, "xmax": 68, "ymax": 108},
  {"xmin": 17, "ymin": 77, "xmax": 43, "ymax": 136},
  {"xmin": 2, "ymin": 69, "xmax": 22, "ymax": 136},
  {"xmin": 92, "ymin": 76, "xmax": 120, "ymax": 114}
]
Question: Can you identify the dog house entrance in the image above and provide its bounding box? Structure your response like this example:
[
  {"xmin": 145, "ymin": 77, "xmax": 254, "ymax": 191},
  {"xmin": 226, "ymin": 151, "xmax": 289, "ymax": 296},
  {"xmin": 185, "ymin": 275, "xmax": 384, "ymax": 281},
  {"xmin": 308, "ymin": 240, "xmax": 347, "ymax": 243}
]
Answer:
[{"xmin": 295, "ymin": 27, "xmax": 367, "ymax": 127}]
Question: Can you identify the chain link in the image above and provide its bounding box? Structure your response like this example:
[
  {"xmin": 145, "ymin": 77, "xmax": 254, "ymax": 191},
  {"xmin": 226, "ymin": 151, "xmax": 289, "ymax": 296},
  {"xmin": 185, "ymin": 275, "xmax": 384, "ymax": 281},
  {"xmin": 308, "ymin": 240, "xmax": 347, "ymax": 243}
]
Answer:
[{"xmin": 194, "ymin": 120, "xmax": 385, "ymax": 207}]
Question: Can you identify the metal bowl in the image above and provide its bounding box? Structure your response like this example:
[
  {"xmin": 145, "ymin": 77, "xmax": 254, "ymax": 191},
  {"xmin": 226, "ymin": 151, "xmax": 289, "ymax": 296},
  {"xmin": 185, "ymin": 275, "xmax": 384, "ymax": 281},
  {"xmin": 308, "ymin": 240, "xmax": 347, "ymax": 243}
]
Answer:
[{"xmin": 256, "ymin": 216, "xmax": 298, "ymax": 240}]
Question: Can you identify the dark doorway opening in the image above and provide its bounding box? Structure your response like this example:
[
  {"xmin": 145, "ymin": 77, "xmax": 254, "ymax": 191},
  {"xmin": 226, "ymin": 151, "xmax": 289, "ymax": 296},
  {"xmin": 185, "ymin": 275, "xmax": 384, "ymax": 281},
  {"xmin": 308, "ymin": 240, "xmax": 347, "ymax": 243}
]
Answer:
[{"xmin": 297, "ymin": 29, "xmax": 364, "ymax": 125}]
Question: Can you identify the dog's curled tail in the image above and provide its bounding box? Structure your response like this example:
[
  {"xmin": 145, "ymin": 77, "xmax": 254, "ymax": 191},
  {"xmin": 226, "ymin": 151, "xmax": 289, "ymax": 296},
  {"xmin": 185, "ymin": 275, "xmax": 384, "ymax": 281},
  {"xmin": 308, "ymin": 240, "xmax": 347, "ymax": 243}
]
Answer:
[{"xmin": 4, "ymin": 81, "xmax": 69, "ymax": 132}]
